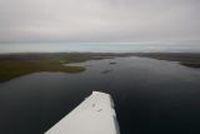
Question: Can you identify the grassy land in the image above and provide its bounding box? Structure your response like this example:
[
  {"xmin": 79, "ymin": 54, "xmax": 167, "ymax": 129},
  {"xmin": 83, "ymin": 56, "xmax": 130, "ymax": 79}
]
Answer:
[
  {"xmin": 0, "ymin": 52, "xmax": 200, "ymax": 82},
  {"xmin": 0, "ymin": 60, "xmax": 86, "ymax": 82},
  {"xmin": 0, "ymin": 53, "xmax": 118, "ymax": 82}
]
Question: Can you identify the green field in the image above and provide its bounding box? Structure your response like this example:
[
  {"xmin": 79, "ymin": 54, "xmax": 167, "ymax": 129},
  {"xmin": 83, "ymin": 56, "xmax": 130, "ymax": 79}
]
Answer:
[
  {"xmin": 0, "ymin": 53, "xmax": 117, "ymax": 82},
  {"xmin": 0, "ymin": 59, "xmax": 86, "ymax": 82}
]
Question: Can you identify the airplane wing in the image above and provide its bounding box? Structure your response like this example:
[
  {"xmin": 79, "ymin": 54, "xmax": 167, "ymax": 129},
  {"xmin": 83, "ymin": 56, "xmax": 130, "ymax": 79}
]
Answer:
[{"xmin": 45, "ymin": 91, "xmax": 120, "ymax": 134}]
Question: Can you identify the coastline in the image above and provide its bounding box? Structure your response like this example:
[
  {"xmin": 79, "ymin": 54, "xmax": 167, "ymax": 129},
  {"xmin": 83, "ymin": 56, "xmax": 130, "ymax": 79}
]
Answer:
[
  {"xmin": 132, "ymin": 53, "xmax": 200, "ymax": 68},
  {"xmin": 0, "ymin": 52, "xmax": 200, "ymax": 82}
]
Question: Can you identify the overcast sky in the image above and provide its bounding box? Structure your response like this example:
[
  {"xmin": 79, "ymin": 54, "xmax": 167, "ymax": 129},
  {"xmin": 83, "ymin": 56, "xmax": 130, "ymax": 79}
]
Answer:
[{"xmin": 0, "ymin": 0, "xmax": 200, "ymax": 43}]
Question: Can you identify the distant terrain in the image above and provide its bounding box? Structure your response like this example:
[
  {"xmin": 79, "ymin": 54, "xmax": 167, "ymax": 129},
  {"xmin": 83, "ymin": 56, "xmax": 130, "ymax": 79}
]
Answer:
[
  {"xmin": 0, "ymin": 53, "xmax": 200, "ymax": 82},
  {"xmin": 0, "ymin": 53, "xmax": 119, "ymax": 82},
  {"xmin": 133, "ymin": 53, "xmax": 200, "ymax": 68}
]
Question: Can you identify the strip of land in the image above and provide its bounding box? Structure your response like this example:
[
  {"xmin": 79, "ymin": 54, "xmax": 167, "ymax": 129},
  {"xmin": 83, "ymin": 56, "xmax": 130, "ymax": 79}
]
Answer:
[
  {"xmin": 0, "ymin": 53, "xmax": 200, "ymax": 82},
  {"xmin": 0, "ymin": 53, "xmax": 117, "ymax": 82},
  {"xmin": 133, "ymin": 53, "xmax": 200, "ymax": 68}
]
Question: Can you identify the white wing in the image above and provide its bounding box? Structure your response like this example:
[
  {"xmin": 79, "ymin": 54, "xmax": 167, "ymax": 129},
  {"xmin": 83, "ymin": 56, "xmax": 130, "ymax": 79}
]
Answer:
[{"xmin": 45, "ymin": 91, "xmax": 120, "ymax": 134}]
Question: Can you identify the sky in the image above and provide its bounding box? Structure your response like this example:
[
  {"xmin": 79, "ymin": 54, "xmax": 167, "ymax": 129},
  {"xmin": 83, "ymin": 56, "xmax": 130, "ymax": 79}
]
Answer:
[{"xmin": 0, "ymin": 0, "xmax": 200, "ymax": 43}]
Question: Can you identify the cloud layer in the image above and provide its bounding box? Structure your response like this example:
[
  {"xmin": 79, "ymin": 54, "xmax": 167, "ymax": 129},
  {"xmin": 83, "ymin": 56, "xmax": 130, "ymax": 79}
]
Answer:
[{"xmin": 0, "ymin": 0, "xmax": 199, "ymax": 42}]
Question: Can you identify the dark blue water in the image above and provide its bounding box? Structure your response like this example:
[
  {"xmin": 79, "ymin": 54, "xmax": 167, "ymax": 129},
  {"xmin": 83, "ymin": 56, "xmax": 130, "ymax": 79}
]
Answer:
[{"xmin": 0, "ymin": 57, "xmax": 200, "ymax": 134}]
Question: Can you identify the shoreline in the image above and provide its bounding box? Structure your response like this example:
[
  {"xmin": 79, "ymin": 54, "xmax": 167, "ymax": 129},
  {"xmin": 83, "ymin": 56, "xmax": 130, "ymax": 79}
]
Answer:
[
  {"xmin": 0, "ymin": 52, "xmax": 200, "ymax": 82},
  {"xmin": 131, "ymin": 53, "xmax": 200, "ymax": 68}
]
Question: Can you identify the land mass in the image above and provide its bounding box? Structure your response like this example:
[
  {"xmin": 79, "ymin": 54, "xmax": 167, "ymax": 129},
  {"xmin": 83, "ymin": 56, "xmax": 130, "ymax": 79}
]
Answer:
[
  {"xmin": 0, "ymin": 53, "xmax": 119, "ymax": 82},
  {"xmin": 0, "ymin": 53, "xmax": 200, "ymax": 82},
  {"xmin": 133, "ymin": 53, "xmax": 200, "ymax": 68}
]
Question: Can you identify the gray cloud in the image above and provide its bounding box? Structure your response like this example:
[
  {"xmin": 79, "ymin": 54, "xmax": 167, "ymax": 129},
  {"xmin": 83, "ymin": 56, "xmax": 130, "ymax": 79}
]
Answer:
[{"xmin": 0, "ymin": 0, "xmax": 199, "ymax": 43}]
